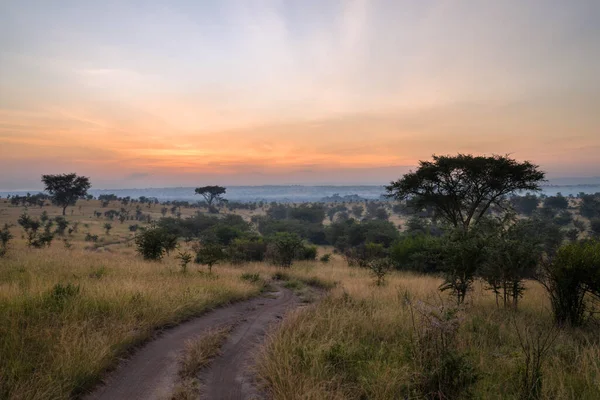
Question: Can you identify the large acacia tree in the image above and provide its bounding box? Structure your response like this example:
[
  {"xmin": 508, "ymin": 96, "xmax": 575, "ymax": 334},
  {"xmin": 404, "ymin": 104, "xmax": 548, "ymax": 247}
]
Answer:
[
  {"xmin": 385, "ymin": 154, "xmax": 545, "ymax": 230},
  {"xmin": 41, "ymin": 173, "xmax": 91, "ymax": 215},
  {"xmin": 194, "ymin": 186, "xmax": 226, "ymax": 206}
]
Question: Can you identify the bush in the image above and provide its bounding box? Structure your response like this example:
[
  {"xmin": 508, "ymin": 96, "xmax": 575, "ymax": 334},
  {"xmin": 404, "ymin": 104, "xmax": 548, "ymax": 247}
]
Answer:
[
  {"xmin": 297, "ymin": 245, "xmax": 317, "ymax": 261},
  {"xmin": 266, "ymin": 232, "xmax": 305, "ymax": 268},
  {"xmin": 389, "ymin": 235, "xmax": 442, "ymax": 273},
  {"xmin": 84, "ymin": 233, "xmax": 99, "ymax": 242},
  {"xmin": 538, "ymin": 240, "xmax": 600, "ymax": 326},
  {"xmin": 320, "ymin": 253, "xmax": 331, "ymax": 263},
  {"xmin": 135, "ymin": 227, "xmax": 178, "ymax": 261},
  {"xmin": 439, "ymin": 229, "xmax": 486, "ymax": 305},
  {"xmin": 194, "ymin": 243, "xmax": 225, "ymax": 273},
  {"xmin": 175, "ymin": 251, "xmax": 193, "ymax": 273},
  {"xmin": 54, "ymin": 217, "xmax": 69, "ymax": 236},
  {"xmin": 226, "ymin": 237, "xmax": 267, "ymax": 264},
  {"xmin": 0, "ymin": 224, "xmax": 13, "ymax": 257},
  {"xmin": 18, "ymin": 213, "xmax": 54, "ymax": 248}
]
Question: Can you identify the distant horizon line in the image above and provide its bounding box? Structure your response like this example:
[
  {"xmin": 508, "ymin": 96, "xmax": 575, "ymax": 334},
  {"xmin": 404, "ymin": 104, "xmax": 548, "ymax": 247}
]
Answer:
[{"xmin": 2, "ymin": 178, "xmax": 600, "ymax": 194}]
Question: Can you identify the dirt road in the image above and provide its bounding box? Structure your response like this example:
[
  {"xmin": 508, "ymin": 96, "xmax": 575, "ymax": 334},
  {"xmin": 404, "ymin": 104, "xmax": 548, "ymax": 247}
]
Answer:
[{"xmin": 85, "ymin": 285, "xmax": 299, "ymax": 400}]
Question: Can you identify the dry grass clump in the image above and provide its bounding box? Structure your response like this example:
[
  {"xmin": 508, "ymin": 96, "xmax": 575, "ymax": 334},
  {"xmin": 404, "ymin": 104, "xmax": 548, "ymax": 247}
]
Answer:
[{"xmin": 171, "ymin": 325, "xmax": 234, "ymax": 399}]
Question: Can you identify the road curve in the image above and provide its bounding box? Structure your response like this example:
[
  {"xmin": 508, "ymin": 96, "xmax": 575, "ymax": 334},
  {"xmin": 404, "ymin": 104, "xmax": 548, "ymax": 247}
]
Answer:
[{"xmin": 85, "ymin": 285, "xmax": 299, "ymax": 400}]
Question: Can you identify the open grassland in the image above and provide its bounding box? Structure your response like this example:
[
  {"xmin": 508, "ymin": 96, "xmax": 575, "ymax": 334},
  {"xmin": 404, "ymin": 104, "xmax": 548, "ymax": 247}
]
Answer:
[
  {"xmin": 0, "ymin": 246, "xmax": 267, "ymax": 399},
  {"xmin": 0, "ymin": 200, "xmax": 330, "ymax": 399},
  {"xmin": 257, "ymin": 261, "xmax": 600, "ymax": 400},
  {"xmin": 1, "ymin": 199, "xmax": 599, "ymax": 399}
]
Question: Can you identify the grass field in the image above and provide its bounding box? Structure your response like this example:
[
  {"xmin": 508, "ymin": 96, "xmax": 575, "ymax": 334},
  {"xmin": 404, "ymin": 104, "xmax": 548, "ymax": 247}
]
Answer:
[
  {"xmin": 256, "ymin": 263, "xmax": 600, "ymax": 399},
  {"xmin": 1, "ymin": 198, "xmax": 598, "ymax": 399}
]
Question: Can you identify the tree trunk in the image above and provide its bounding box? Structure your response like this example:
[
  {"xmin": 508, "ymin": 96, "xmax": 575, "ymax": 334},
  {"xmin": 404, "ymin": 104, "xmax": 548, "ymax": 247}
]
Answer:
[{"xmin": 62, "ymin": 206, "xmax": 67, "ymax": 216}]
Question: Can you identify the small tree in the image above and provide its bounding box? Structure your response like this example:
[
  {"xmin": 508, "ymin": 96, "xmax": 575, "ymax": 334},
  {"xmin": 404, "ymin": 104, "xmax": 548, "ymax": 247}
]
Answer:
[
  {"xmin": 0, "ymin": 224, "xmax": 13, "ymax": 257},
  {"xmin": 104, "ymin": 223, "xmax": 112, "ymax": 235},
  {"xmin": 54, "ymin": 216, "xmax": 69, "ymax": 236},
  {"xmin": 537, "ymin": 240, "xmax": 600, "ymax": 326},
  {"xmin": 439, "ymin": 229, "xmax": 487, "ymax": 305},
  {"xmin": 176, "ymin": 250, "xmax": 193, "ymax": 273},
  {"xmin": 194, "ymin": 243, "xmax": 225, "ymax": 273},
  {"xmin": 41, "ymin": 173, "xmax": 91, "ymax": 215},
  {"xmin": 386, "ymin": 154, "xmax": 545, "ymax": 231},
  {"xmin": 135, "ymin": 227, "xmax": 177, "ymax": 261},
  {"xmin": 368, "ymin": 257, "xmax": 392, "ymax": 286},
  {"xmin": 267, "ymin": 232, "xmax": 304, "ymax": 268},
  {"xmin": 194, "ymin": 186, "xmax": 226, "ymax": 207},
  {"xmin": 18, "ymin": 213, "xmax": 54, "ymax": 248},
  {"xmin": 479, "ymin": 218, "xmax": 542, "ymax": 308},
  {"xmin": 543, "ymin": 194, "xmax": 569, "ymax": 210}
]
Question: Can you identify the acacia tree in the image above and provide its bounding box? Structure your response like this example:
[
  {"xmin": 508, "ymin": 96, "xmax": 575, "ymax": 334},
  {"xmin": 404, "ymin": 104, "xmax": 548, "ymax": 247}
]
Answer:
[
  {"xmin": 194, "ymin": 186, "xmax": 226, "ymax": 206},
  {"xmin": 385, "ymin": 154, "xmax": 545, "ymax": 231},
  {"xmin": 42, "ymin": 173, "xmax": 91, "ymax": 215}
]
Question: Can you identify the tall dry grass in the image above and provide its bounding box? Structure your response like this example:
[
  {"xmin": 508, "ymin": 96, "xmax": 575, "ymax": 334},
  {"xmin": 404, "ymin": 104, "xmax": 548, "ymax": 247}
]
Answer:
[
  {"xmin": 0, "ymin": 244, "xmax": 267, "ymax": 399},
  {"xmin": 256, "ymin": 259, "xmax": 600, "ymax": 399}
]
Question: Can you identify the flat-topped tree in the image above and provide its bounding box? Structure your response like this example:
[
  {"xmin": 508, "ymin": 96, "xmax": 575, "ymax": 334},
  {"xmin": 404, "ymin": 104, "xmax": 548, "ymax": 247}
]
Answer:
[
  {"xmin": 385, "ymin": 154, "xmax": 545, "ymax": 231},
  {"xmin": 42, "ymin": 173, "xmax": 91, "ymax": 215},
  {"xmin": 194, "ymin": 186, "xmax": 226, "ymax": 206}
]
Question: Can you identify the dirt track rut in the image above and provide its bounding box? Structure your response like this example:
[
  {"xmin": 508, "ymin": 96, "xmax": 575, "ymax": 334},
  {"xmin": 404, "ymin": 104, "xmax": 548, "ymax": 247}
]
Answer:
[{"xmin": 85, "ymin": 285, "xmax": 299, "ymax": 400}]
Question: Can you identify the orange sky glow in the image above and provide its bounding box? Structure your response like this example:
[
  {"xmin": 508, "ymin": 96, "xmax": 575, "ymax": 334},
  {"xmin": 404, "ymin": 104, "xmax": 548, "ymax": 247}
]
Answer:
[{"xmin": 1, "ymin": 1, "xmax": 599, "ymax": 189}]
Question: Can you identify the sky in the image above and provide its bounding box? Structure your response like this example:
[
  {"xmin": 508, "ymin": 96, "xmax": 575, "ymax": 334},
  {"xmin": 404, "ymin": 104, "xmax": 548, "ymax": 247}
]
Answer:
[{"xmin": 1, "ymin": 0, "xmax": 599, "ymax": 190}]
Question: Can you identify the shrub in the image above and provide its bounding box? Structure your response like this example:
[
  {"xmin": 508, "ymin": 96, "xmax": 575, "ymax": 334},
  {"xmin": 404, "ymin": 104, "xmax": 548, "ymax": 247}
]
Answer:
[
  {"xmin": 194, "ymin": 243, "xmax": 225, "ymax": 273},
  {"xmin": 319, "ymin": 253, "xmax": 331, "ymax": 263},
  {"xmin": 46, "ymin": 283, "xmax": 80, "ymax": 311},
  {"xmin": 103, "ymin": 223, "xmax": 112, "ymax": 235},
  {"xmin": 439, "ymin": 229, "xmax": 486, "ymax": 305},
  {"xmin": 135, "ymin": 227, "xmax": 178, "ymax": 261},
  {"xmin": 84, "ymin": 233, "xmax": 99, "ymax": 242},
  {"xmin": 389, "ymin": 235, "xmax": 442, "ymax": 273},
  {"xmin": 54, "ymin": 216, "xmax": 69, "ymax": 236},
  {"xmin": 537, "ymin": 240, "xmax": 600, "ymax": 326},
  {"xmin": 226, "ymin": 237, "xmax": 267, "ymax": 264},
  {"xmin": 18, "ymin": 213, "xmax": 54, "ymax": 248},
  {"xmin": 266, "ymin": 232, "xmax": 304, "ymax": 268},
  {"xmin": 368, "ymin": 257, "xmax": 392, "ymax": 286},
  {"xmin": 0, "ymin": 223, "xmax": 13, "ymax": 257},
  {"xmin": 176, "ymin": 251, "xmax": 193, "ymax": 273},
  {"xmin": 297, "ymin": 245, "xmax": 317, "ymax": 261},
  {"xmin": 479, "ymin": 220, "xmax": 542, "ymax": 309}
]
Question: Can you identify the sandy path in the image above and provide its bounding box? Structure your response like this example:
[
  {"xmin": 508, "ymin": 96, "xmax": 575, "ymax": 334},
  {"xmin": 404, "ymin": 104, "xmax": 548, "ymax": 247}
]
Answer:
[{"xmin": 85, "ymin": 285, "xmax": 299, "ymax": 400}]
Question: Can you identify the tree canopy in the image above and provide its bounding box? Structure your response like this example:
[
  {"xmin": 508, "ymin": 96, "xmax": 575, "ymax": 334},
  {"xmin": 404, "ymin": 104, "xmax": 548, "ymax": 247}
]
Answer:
[
  {"xmin": 41, "ymin": 173, "xmax": 91, "ymax": 215},
  {"xmin": 385, "ymin": 154, "xmax": 545, "ymax": 230},
  {"xmin": 194, "ymin": 186, "xmax": 226, "ymax": 206}
]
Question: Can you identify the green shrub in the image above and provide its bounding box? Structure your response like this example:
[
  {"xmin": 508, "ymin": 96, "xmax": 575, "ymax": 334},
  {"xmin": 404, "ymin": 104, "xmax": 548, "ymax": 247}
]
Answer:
[
  {"xmin": 0, "ymin": 223, "xmax": 13, "ymax": 257},
  {"xmin": 538, "ymin": 240, "xmax": 600, "ymax": 326},
  {"xmin": 226, "ymin": 237, "xmax": 267, "ymax": 264},
  {"xmin": 135, "ymin": 227, "xmax": 178, "ymax": 261},
  {"xmin": 193, "ymin": 243, "xmax": 225, "ymax": 273},
  {"xmin": 266, "ymin": 232, "xmax": 305, "ymax": 268},
  {"xmin": 389, "ymin": 235, "xmax": 442, "ymax": 273},
  {"xmin": 319, "ymin": 253, "xmax": 331, "ymax": 263},
  {"xmin": 297, "ymin": 245, "xmax": 317, "ymax": 261}
]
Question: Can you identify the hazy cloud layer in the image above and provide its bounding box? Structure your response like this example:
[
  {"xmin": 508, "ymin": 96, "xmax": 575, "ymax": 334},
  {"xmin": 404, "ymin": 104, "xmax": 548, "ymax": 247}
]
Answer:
[{"xmin": 1, "ymin": 0, "xmax": 599, "ymax": 189}]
